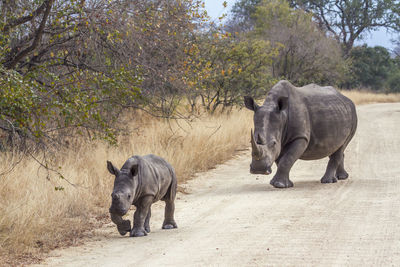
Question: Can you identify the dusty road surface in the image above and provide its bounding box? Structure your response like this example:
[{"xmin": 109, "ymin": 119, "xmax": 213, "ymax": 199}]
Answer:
[{"xmin": 37, "ymin": 103, "xmax": 400, "ymax": 266}]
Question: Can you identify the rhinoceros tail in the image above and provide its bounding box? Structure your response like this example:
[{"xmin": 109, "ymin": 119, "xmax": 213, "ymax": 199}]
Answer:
[{"xmin": 166, "ymin": 166, "xmax": 177, "ymax": 202}]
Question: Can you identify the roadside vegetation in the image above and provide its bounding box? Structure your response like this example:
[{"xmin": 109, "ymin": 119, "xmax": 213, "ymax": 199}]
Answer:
[
  {"xmin": 342, "ymin": 90, "xmax": 400, "ymax": 105},
  {"xmin": 1, "ymin": 0, "xmax": 400, "ymax": 264},
  {"xmin": 0, "ymin": 108, "xmax": 253, "ymax": 264}
]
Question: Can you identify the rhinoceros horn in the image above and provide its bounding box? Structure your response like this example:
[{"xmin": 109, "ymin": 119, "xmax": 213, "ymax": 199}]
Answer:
[{"xmin": 251, "ymin": 129, "xmax": 263, "ymax": 159}]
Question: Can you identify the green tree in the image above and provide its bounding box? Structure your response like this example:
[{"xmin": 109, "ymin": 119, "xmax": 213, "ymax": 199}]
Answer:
[
  {"xmin": 0, "ymin": 0, "xmax": 207, "ymax": 152},
  {"xmin": 229, "ymin": 0, "xmax": 262, "ymax": 32},
  {"xmin": 387, "ymin": 72, "xmax": 400, "ymax": 93},
  {"xmin": 348, "ymin": 45, "xmax": 393, "ymax": 90},
  {"xmin": 253, "ymin": 0, "xmax": 346, "ymax": 85},
  {"xmin": 185, "ymin": 31, "xmax": 278, "ymax": 113},
  {"xmin": 229, "ymin": 0, "xmax": 400, "ymax": 56},
  {"xmin": 384, "ymin": 48, "xmax": 400, "ymax": 93},
  {"xmin": 0, "ymin": 0, "xmax": 142, "ymax": 151},
  {"xmin": 289, "ymin": 0, "xmax": 400, "ymax": 55}
]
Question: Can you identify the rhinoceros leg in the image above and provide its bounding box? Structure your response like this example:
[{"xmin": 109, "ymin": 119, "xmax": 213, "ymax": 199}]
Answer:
[
  {"xmin": 144, "ymin": 208, "xmax": 151, "ymax": 233},
  {"xmin": 321, "ymin": 148, "xmax": 344, "ymax": 183},
  {"xmin": 271, "ymin": 138, "xmax": 308, "ymax": 188},
  {"xmin": 130, "ymin": 196, "xmax": 153, "ymax": 237},
  {"xmin": 336, "ymin": 154, "xmax": 349, "ymax": 180},
  {"xmin": 162, "ymin": 200, "xmax": 177, "ymax": 229}
]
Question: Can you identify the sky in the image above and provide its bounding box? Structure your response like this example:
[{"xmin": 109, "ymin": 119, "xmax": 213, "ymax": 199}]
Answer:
[{"xmin": 203, "ymin": 0, "xmax": 397, "ymax": 51}]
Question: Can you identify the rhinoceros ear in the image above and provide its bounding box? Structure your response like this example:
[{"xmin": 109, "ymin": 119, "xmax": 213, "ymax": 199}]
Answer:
[
  {"xmin": 130, "ymin": 164, "xmax": 138, "ymax": 177},
  {"xmin": 244, "ymin": 96, "xmax": 258, "ymax": 111},
  {"xmin": 107, "ymin": 161, "xmax": 120, "ymax": 176},
  {"xmin": 277, "ymin": 96, "xmax": 288, "ymax": 112},
  {"xmin": 123, "ymin": 158, "xmax": 139, "ymax": 177}
]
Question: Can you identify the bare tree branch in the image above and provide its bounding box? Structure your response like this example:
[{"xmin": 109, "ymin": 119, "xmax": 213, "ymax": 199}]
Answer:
[
  {"xmin": 2, "ymin": 0, "xmax": 48, "ymax": 33},
  {"xmin": 4, "ymin": 0, "xmax": 54, "ymax": 69}
]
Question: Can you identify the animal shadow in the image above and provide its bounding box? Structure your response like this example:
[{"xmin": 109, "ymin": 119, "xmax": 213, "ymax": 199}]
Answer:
[{"xmin": 237, "ymin": 179, "xmax": 328, "ymax": 194}]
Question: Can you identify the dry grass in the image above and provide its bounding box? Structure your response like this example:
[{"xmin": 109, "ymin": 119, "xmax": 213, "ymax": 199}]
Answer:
[
  {"xmin": 341, "ymin": 90, "xmax": 400, "ymax": 105},
  {"xmin": 1, "ymin": 89, "xmax": 399, "ymax": 265},
  {"xmin": 0, "ymin": 109, "xmax": 252, "ymax": 264}
]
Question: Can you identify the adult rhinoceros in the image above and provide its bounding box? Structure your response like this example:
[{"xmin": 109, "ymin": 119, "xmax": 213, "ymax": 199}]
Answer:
[{"xmin": 244, "ymin": 80, "xmax": 357, "ymax": 188}]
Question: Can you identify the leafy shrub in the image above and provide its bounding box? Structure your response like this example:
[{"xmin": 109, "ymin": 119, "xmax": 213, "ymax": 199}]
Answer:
[
  {"xmin": 387, "ymin": 71, "xmax": 400, "ymax": 93},
  {"xmin": 348, "ymin": 45, "xmax": 393, "ymax": 91}
]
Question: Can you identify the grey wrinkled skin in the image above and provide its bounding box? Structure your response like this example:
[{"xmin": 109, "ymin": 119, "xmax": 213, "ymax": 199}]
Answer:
[
  {"xmin": 244, "ymin": 80, "xmax": 357, "ymax": 188},
  {"xmin": 107, "ymin": 154, "xmax": 178, "ymax": 237}
]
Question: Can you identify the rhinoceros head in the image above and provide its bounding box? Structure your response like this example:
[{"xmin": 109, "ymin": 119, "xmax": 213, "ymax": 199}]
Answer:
[
  {"xmin": 244, "ymin": 95, "xmax": 288, "ymax": 175},
  {"xmin": 107, "ymin": 159, "xmax": 138, "ymax": 216}
]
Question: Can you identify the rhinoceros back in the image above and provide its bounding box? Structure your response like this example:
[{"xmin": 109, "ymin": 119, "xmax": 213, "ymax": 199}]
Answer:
[
  {"xmin": 294, "ymin": 84, "xmax": 357, "ymax": 160},
  {"xmin": 137, "ymin": 154, "xmax": 177, "ymax": 203}
]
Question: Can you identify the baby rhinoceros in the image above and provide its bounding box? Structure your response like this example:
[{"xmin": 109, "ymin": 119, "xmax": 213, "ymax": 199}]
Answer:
[{"xmin": 107, "ymin": 154, "xmax": 177, "ymax": 237}]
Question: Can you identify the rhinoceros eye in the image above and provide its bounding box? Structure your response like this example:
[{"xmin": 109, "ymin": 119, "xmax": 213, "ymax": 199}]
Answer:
[
  {"xmin": 269, "ymin": 140, "xmax": 277, "ymax": 147},
  {"xmin": 128, "ymin": 194, "xmax": 131, "ymax": 199}
]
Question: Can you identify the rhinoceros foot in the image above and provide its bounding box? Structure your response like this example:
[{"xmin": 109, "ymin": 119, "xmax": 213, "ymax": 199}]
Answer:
[
  {"xmin": 270, "ymin": 175, "xmax": 293, "ymax": 188},
  {"xmin": 336, "ymin": 170, "xmax": 349, "ymax": 180},
  {"xmin": 162, "ymin": 221, "xmax": 178, "ymax": 230},
  {"xmin": 130, "ymin": 228, "xmax": 147, "ymax": 237},
  {"xmin": 117, "ymin": 220, "xmax": 132, "ymax": 236},
  {"xmin": 145, "ymin": 225, "xmax": 151, "ymax": 233},
  {"xmin": 321, "ymin": 175, "xmax": 338, "ymax": 184}
]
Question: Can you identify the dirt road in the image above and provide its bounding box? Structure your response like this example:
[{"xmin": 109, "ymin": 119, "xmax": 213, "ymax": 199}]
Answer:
[{"xmin": 38, "ymin": 103, "xmax": 400, "ymax": 266}]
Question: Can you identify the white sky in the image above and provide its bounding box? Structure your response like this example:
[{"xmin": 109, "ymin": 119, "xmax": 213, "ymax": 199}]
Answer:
[
  {"xmin": 203, "ymin": 0, "xmax": 237, "ymax": 20},
  {"xmin": 203, "ymin": 0, "xmax": 396, "ymax": 50}
]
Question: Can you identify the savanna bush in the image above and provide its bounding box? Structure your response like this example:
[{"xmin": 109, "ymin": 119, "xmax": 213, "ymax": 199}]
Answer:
[{"xmin": 253, "ymin": 0, "xmax": 346, "ymax": 86}]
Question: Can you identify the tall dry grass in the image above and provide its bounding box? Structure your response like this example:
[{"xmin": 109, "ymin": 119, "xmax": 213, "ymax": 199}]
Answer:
[
  {"xmin": 0, "ymin": 109, "xmax": 253, "ymax": 263},
  {"xmin": 341, "ymin": 90, "xmax": 400, "ymax": 105}
]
